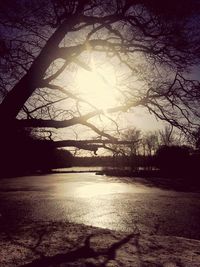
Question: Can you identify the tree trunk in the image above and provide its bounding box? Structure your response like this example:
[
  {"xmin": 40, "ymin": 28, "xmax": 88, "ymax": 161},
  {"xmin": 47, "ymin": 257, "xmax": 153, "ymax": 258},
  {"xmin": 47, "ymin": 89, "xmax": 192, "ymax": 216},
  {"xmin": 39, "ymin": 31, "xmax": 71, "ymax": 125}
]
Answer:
[{"xmin": 0, "ymin": 17, "xmax": 78, "ymax": 122}]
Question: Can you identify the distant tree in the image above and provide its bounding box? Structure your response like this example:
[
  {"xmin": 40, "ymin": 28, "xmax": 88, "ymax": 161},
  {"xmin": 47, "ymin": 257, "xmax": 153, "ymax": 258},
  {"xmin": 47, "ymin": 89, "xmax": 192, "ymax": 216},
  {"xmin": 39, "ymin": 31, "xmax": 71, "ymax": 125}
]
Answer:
[
  {"xmin": 122, "ymin": 128, "xmax": 141, "ymax": 155},
  {"xmin": 0, "ymin": 0, "xmax": 200, "ymax": 156},
  {"xmin": 192, "ymin": 127, "xmax": 200, "ymax": 150},
  {"xmin": 156, "ymin": 145, "xmax": 191, "ymax": 175},
  {"xmin": 158, "ymin": 126, "xmax": 175, "ymax": 146},
  {"xmin": 118, "ymin": 128, "xmax": 141, "ymax": 169},
  {"xmin": 143, "ymin": 132, "xmax": 159, "ymax": 156}
]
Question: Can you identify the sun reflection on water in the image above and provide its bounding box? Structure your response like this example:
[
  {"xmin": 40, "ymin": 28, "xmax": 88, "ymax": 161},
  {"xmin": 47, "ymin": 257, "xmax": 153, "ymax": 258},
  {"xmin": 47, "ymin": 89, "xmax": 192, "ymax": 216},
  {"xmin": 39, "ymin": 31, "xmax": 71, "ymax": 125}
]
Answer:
[
  {"xmin": 75, "ymin": 182, "xmax": 130, "ymax": 198},
  {"xmin": 54, "ymin": 174, "xmax": 151, "ymax": 231}
]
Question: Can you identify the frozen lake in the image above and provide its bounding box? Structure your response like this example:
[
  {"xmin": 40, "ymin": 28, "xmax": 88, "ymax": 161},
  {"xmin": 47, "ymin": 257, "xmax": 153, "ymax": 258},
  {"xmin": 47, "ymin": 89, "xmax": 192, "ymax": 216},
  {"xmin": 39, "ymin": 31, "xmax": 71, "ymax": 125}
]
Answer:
[{"xmin": 0, "ymin": 172, "xmax": 200, "ymax": 239}]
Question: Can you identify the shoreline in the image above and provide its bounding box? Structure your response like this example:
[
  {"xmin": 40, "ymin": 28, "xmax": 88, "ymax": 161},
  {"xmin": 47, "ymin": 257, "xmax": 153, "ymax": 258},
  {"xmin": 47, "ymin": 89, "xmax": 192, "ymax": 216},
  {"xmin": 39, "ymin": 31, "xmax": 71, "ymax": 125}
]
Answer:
[{"xmin": 1, "ymin": 168, "xmax": 200, "ymax": 193}]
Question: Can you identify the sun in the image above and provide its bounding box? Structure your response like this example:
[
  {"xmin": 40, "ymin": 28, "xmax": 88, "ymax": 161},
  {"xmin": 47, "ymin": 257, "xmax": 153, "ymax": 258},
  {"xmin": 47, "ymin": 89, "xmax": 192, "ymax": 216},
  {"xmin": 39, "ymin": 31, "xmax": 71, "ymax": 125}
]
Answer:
[{"xmin": 76, "ymin": 64, "xmax": 118, "ymax": 110}]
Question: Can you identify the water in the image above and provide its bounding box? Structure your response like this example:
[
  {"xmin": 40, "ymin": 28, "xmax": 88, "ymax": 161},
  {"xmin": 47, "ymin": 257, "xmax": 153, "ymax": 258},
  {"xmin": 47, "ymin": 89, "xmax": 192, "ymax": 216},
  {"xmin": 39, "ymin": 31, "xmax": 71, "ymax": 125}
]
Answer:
[
  {"xmin": 52, "ymin": 166, "xmax": 103, "ymax": 172},
  {"xmin": 0, "ymin": 172, "xmax": 200, "ymax": 239}
]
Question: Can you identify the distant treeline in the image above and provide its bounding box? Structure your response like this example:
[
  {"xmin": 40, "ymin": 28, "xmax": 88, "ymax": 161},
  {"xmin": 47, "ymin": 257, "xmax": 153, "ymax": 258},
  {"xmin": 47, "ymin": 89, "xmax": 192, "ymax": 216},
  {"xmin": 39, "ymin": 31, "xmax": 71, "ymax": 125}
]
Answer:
[
  {"xmin": 71, "ymin": 126, "xmax": 200, "ymax": 181},
  {"xmin": 73, "ymin": 154, "xmax": 157, "ymax": 169},
  {"xmin": 73, "ymin": 145, "xmax": 200, "ymax": 180}
]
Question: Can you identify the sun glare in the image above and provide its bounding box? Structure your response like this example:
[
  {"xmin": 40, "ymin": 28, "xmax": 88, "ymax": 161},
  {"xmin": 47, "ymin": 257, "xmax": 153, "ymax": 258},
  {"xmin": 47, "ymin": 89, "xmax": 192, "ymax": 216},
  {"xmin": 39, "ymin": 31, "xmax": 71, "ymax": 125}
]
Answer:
[{"xmin": 76, "ymin": 65, "xmax": 118, "ymax": 110}]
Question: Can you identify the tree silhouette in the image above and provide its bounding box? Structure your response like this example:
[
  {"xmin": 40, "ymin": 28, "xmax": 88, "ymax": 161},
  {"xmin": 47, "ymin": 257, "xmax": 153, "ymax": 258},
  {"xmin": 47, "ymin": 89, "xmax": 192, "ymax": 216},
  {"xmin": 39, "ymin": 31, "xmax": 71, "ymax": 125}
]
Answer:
[
  {"xmin": 156, "ymin": 145, "xmax": 191, "ymax": 176},
  {"xmin": 0, "ymin": 0, "xmax": 200, "ymax": 154}
]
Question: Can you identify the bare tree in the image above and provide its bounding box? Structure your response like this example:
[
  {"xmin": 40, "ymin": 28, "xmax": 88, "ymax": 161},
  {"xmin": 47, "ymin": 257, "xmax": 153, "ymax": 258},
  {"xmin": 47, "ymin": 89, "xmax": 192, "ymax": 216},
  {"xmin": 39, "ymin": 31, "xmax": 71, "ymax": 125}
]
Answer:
[
  {"xmin": 143, "ymin": 132, "xmax": 159, "ymax": 156},
  {"xmin": 0, "ymin": 0, "xmax": 200, "ymax": 153},
  {"xmin": 121, "ymin": 128, "xmax": 141, "ymax": 156},
  {"xmin": 158, "ymin": 125, "xmax": 175, "ymax": 146},
  {"xmin": 158, "ymin": 125, "xmax": 188, "ymax": 147}
]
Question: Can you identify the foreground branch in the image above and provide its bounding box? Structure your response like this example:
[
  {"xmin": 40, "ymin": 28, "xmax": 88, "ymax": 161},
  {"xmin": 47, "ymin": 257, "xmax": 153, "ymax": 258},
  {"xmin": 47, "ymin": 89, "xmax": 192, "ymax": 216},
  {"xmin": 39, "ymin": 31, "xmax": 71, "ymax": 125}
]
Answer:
[
  {"xmin": 36, "ymin": 139, "xmax": 139, "ymax": 153},
  {"xmin": 17, "ymin": 102, "xmax": 138, "ymax": 128}
]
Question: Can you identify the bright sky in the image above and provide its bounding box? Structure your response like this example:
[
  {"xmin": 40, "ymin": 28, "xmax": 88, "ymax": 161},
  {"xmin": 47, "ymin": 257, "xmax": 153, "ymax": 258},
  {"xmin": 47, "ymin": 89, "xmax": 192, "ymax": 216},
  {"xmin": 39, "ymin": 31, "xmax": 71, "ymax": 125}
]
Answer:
[
  {"xmin": 124, "ymin": 107, "xmax": 165, "ymax": 132},
  {"xmin": 73, "ymin": 61, "xmax": 165, "ymax": 132},
  {"xmin": 75, "ymin": 61, "xmax": 120, "ymax": 110},
  {"xmin": 54, "ymin": 53, "xmax": 166, "ymax": 149}
]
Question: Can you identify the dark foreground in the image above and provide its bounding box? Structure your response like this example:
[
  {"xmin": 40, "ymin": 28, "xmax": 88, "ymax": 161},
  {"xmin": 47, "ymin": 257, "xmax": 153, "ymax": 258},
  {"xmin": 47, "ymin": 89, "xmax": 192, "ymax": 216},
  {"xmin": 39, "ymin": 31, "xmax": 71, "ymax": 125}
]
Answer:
[{"xmin": 1, "ymin": 221, "xmax": 200, "ymax": 267}]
